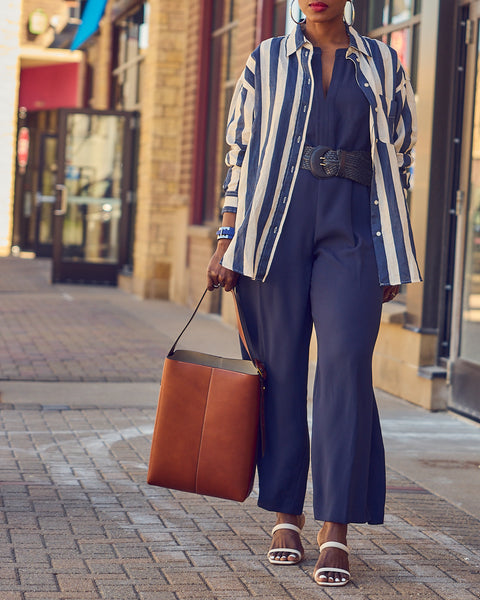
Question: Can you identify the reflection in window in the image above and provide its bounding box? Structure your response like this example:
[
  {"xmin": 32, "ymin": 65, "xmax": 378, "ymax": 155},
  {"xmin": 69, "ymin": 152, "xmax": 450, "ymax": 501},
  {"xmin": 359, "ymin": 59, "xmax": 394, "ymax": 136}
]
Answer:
[
  {"xmin": 202, "ymin": 0, "xmax": 238, "ymax": 223},
  {"xmin": 62, "ymin": 114, "xmax": 125, "ymax": 263},
  {"xmin": 391, "ymin": 0, "xmax": 412, "ymax": 25},
  {"xmin": 112, "ymin": 2, "xmax": 149, "ymax": 111},
  {"xmin": 369, "ymin": 0, "xmax": 420, "ymax": 31},
  {"xmin": 273, "ymin": 0, "xmax": 287, "ymax": 36},
  {"xmin": 460, "ymin": 36, "xmax": 480, "ymax": 365},
  {"xmin": 390, "ymin": 28, "xmax": 411, "ymax": 75},
  {"xmin": 369, "ymin": 0, "xmax": 389, "ymax": 30},
  {"xmin": 368, "ymin": 0, "xmax": 421, "ymax": 86}
]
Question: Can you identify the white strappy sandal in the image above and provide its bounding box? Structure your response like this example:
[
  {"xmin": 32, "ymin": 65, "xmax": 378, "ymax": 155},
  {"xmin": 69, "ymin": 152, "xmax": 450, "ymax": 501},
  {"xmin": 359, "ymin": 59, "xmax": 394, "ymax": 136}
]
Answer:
[
  {"xmin": 314, "ymin": 541, "xmax": 351, "ymax": 586},
  {"xmin": 267, "ymin": 523, "xmax": 304, "ymax": 565}
]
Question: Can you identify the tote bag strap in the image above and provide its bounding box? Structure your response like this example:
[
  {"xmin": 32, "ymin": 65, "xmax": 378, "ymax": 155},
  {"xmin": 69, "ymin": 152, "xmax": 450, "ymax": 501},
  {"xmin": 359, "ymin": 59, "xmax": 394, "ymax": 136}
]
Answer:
[
  {"xmin": 167, "ymin": 287, "xmax": 259, "ymax": 372},
  {"xmin": 167, "ymin": 288, "xmax": 208, "ymax": 356}
]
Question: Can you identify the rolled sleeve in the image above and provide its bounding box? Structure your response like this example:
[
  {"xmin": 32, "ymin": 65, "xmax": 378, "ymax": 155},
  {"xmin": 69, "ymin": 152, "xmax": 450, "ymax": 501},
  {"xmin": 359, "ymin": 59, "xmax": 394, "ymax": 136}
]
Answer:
[
  {"xmin": 221, "ymin": 55, "xmax": 256, "ymax": 215},
  {"xmin": 393, "ymin": 62, "xmax": 417, "ymax": 191}
]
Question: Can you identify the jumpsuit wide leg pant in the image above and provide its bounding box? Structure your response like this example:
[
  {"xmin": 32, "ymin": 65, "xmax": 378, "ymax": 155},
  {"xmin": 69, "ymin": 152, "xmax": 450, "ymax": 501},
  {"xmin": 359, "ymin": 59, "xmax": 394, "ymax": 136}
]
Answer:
[
  {"xmin": 235, "ymin": 48, "xmax": 386, "ymax": 525},
  {"xmin": 236, "ymin": 170, "xmax": 385, "ymax": 525}
]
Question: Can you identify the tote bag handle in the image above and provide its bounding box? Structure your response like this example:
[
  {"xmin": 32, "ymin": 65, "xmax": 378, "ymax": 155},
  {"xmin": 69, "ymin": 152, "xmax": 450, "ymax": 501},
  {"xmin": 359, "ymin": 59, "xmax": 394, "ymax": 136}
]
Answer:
[{"xmin": 167, "ymin": 288, "xmax": 260, "ymax": 373}]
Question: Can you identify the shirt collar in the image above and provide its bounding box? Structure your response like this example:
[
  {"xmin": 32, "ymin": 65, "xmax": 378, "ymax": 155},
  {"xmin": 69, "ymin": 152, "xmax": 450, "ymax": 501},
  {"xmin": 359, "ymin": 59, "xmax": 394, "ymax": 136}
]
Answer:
[{"xmin": 285, "ymin": 23, "xmax": 372, "ymax": 58}]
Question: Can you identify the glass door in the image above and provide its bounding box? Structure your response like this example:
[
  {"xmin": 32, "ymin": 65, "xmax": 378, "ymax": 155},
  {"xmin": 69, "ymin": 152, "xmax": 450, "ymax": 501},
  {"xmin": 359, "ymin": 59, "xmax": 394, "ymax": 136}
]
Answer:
[
  {"xmin": 35, "ymin": 133, "xmax": 57, "ymax": 256},
  {"xmin": 450, "ymin": 1, "xmax": 480, "ymax": 420},
  {"xmin": 52, "ymin": 109, "xmax": 134, "ymax": 284}
]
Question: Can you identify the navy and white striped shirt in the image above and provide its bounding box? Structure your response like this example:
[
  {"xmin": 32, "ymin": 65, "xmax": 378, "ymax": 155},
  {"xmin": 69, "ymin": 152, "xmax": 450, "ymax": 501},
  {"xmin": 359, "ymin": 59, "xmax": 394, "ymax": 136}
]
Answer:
[{"xmin": 221, "ymin": 24, "xmax": 421, "ymax": 286}]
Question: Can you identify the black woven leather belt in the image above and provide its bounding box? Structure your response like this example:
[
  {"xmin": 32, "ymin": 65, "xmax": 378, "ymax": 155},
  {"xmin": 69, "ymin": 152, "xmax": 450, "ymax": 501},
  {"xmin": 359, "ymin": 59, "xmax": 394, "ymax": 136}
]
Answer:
[{"xmin": 301, "ymin": 145, "xmax": 372, "ymax": 187}]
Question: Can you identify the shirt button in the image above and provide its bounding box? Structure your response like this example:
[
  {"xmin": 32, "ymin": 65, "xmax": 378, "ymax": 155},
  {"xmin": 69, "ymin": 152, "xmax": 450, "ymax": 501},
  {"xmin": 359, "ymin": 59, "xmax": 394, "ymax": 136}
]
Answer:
[
  {"xmin": 297, "ymin": 135, "xmax": 301, "ymax": 143},
  {"xmin": 374, "ymin": 200, "xmax": 379, "ymax": 205},
  {"xmin": 308, "ymin": 78, "xmax": 311, "ymax": 84},
  {"xmin": 291, "ymin": 166, "xmax": 295, "ymax": 173},
  {"xmin": 273, "ymin": 227, "xmax": 278, "ymax": 234},
  {"xmin": 303, "ymin": 105, "xmax": 307, "ymax": 112},
  {"xmin": 283, "ymin": 196, "xmax": 287, "ymax": 204},
  {"xmin": 364, "ymin": 82, "xmax": 369, "ymax": 87},
  {"xmin": 376, "ymin": 231, "xmax": 382, "ymax": 237},
  {"xmin": 375, "ymin": 107, "xmax": 378, "ymax": 112}
]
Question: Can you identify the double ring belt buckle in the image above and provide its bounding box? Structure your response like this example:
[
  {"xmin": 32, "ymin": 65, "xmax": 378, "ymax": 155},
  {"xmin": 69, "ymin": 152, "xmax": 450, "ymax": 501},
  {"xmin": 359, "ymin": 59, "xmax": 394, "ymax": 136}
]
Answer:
[{"xmin": 310, "ymin": 146, "xmax": 340, "ymax": 179}]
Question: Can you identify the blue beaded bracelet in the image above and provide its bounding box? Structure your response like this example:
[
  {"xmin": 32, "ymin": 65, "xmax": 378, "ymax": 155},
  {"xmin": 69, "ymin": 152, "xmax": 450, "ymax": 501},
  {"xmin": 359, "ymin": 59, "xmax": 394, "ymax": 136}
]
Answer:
[{"xmin": 216, "ymin": 226, "xmax": 235, "ymax": 240}]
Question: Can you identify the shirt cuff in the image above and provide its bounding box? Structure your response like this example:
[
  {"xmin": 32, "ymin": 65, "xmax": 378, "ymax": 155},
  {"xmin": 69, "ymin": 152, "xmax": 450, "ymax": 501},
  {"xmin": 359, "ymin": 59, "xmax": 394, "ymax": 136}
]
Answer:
[{"xmin": 221, "ymin": 206, "xmax": 238, "ymax": 215}]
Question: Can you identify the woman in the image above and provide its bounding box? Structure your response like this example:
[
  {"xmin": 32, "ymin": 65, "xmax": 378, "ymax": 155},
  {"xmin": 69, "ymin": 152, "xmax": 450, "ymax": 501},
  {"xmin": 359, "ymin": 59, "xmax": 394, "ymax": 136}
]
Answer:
[{"xmin": 207, "ymin": 0, "xmax": 419, "ymax": 588}]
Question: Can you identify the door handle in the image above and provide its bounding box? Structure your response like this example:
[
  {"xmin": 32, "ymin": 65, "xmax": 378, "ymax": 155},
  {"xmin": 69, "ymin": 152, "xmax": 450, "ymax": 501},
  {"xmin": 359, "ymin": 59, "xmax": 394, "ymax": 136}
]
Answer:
[{"xmin": 54, "ymin": 184, "xmax": 67, "ymax": 216}]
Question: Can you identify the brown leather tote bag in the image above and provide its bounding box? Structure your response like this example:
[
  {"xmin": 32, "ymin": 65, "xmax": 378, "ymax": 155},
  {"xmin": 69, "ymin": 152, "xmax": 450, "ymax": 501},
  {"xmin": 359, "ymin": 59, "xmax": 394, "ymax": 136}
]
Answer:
[{"xmin": 147, "ymin": 288, "xmax": 265, "ymax": 502}]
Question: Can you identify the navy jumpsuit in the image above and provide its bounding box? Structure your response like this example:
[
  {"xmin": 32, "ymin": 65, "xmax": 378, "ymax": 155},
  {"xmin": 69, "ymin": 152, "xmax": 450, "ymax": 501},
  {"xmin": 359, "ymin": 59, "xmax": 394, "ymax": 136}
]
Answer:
[{"xmin": 236, "ymin": 46, "xmax": 386, "ymax": 525}]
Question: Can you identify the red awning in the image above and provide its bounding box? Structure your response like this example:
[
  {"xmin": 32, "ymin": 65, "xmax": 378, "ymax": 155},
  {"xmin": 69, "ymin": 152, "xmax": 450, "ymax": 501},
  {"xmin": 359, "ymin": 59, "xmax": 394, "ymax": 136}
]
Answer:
[{"xmin": 19, "ymin": 63, "xmax": 81, "ymax": 111}]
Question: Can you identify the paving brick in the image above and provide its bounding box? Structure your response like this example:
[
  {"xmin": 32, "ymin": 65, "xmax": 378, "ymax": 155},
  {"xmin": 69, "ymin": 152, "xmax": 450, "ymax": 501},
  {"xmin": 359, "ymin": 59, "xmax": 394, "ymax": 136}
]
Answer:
[
  {"xmin": 0, "ymin": 401, "xmax": 479, "ymax": 600},
  {"xmin": 1, "ymin": 257, "xmax": 480, "ymax": 600},
  {"xmin": 0, "ymin": 258, "xmax": 169, "ymax": 383}
]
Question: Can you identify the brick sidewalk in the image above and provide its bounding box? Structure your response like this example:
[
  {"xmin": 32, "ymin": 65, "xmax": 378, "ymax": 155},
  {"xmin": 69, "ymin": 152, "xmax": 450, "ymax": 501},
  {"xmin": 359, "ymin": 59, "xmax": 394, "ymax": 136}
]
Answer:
[
  {"xmin": 0, "ymin": 401, "xmax": 479, "ymax": 600},
  {"xmin": 0, "ymin": 258, "xmax": 169, "ymax": 382},
  {"xmin": 1, "ymin": 256, "xmax": 479, "ymax": 599}
]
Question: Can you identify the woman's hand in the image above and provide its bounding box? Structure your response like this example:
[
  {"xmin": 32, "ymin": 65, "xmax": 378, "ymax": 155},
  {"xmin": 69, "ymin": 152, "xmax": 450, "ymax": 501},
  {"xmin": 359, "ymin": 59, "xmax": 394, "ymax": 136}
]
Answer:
[
  {"xmin": 207, "ymin": 240, "xmax": 239, "ymax": 292},
  {"xmin": 382, "ymin": 285, "xmax": 400, "ymax": 303}
]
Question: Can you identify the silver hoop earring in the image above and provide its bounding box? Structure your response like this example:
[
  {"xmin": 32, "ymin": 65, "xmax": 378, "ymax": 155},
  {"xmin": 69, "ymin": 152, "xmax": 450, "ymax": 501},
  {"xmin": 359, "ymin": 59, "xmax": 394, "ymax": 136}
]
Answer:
[
  {"xmin": 290, "ymin": 0, "xmax": 305, "ymax": 25},
  {"xmin": 344, "ymin": 0, "xmax": 355, "ymax": 26}
]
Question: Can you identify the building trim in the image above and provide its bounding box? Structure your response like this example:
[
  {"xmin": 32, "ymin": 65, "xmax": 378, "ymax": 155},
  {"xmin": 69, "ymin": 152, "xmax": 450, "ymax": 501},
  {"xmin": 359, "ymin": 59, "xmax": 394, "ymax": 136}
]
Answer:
[
  {"xmin": 256, "ymin": 0, "xmax": 274, "ymax": 45},
  {"xmin": 190, "ymin": 0, "xmax": 213, "ymax": 224}
]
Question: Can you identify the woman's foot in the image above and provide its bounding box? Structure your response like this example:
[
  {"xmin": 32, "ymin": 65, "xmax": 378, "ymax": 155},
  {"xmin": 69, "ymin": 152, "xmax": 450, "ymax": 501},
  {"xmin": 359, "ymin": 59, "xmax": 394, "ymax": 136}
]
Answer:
[
  {"xmin": 314, "ymin": 522, "xmax": 350, "ymax": 586},
  {"xmin": 268, "ymin": 513, "xmax": 305, "ymax": 564}
]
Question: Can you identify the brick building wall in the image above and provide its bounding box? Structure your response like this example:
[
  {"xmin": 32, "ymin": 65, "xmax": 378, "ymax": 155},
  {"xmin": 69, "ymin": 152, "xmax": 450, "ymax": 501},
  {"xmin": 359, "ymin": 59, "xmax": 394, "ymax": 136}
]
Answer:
[
  {"xmin": 85, "ymin": 2, "xmax": 113, "ymax": 110},
  {"xmin": 183, "ymin": 0, "xmax": 258, "ymax": 313},
  {"xmin": 0, "ymin": 1, "xmax": 22, "ymax": 255},
  {"xmin": 130, "ymin": 0, "xmax": 189, "ymax": 300},
  {"xmin": 20, "ymin": 1, "xmax": 63, "ymax": 46}
]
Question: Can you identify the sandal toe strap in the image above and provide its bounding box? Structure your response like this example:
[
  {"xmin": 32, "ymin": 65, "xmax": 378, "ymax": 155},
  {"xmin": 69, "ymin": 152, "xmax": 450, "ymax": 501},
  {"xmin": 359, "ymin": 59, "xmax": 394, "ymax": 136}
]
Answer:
[
  {"xmin": 315, "ymin": 567, "xmax": 350, "ymax": 578},
  {"xmin": 268, "ymin": 548, "xmax": 301, "ymax": 558}
]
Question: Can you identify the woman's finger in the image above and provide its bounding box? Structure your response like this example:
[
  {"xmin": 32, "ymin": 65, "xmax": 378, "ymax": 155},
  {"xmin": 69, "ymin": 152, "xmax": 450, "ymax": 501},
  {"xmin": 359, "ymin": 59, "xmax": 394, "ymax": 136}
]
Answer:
[
  {"xmin": 382, "ymin": 284, "xmax": 399, "ymax": 303},
  {"xmin": 207, "ymin": 268, "xmax": 219, "ymax": 291},
  {"xmin": 223, "ymin": 271, "xmax": 239, "ymax": 292}
]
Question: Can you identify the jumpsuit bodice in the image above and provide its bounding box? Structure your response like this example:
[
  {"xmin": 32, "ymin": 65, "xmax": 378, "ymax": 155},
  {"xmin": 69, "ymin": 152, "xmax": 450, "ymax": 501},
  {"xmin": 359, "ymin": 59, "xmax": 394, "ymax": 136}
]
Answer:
[{"xmin": 306, "ymin": 46, "xmax": 371, "ymax": 152}]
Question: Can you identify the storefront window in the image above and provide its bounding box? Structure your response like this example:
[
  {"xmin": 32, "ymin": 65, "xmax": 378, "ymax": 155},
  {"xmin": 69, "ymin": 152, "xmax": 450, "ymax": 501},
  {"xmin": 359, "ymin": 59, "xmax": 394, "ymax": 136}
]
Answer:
[
  {"xmin": 110, "ymin": 3, "xmax": 147, "ymax": 270},
  {"xmin": 202, "ymin": 0, "xmax": 238, "ymax": 223},
  {"xmin": 368, "ymin": 0, "xmax": 421, "ymax": 77},
  {"xmin": 368, "ymin": 1, "xmax": 420, "ymax": 86},
  {"xmin": 460, "ymin": 32, "xmax": 480, "ymax": 365},
  {"xmin": 391, "ymin": 0, "xmax": 413, "ymax": 24},
  {"xmin": 273, "ymin": 0, "xmax": 287, "ymax": 36},
  {"xmin": 112, "ymin": 2, "xmax": 149, "ymax": 111},
  {"xmin": 369, "ymin": 0, "xmax": 389, "ymax": 29}
]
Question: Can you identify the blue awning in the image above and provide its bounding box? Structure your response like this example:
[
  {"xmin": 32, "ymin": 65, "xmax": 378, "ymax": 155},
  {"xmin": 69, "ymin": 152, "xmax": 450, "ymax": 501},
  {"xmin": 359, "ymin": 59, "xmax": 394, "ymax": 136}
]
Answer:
[{"xmin": 70, "ymin": 0, "xmax": 108, "ymax": 50}]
